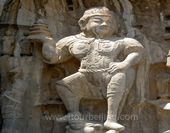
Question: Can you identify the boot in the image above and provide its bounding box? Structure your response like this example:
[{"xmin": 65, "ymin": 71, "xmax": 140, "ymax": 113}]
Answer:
[
  {"xmin": 104, "ymin": 91, "xmax": 126, "ymax": 132},
  {"xmin": 56, "ymin": 85, "xmax": 81, "ymax": 122}
]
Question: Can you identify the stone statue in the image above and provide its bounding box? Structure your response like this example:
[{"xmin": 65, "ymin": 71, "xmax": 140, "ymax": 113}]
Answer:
[
  {"xmin": 27, "ymin": 7, "xmax": 145, "ymax": 132},
  {"xmin": 2, "ymin": 30, "xmax": 14, "ymax": 56},
  {"xmin": 1, "ymin": 67, "xmax": 27, "ymax": 133},
  {"xmin": 83, "ymin": 123, "xmax": 104, "ymax": 133},
  {"xmin": 167, "ymin": 50, "xmax": 170, "ymax": 68},
  {"xmin": 66, "ymin": 119, "xmax": 84, "ymax": 133}
]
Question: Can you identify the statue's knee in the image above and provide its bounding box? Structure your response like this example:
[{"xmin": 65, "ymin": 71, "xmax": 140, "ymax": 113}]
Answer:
[
  {"xmin": 56, "ymin": 81, "xmax": 68, "ymax": 93},
  {"xmin": 107, "ymin": 68, "xmax": 136, "ymax": 95},
  {"xmin": 108, "ymin": 72, "xmax": 127, "ymax": 89}
]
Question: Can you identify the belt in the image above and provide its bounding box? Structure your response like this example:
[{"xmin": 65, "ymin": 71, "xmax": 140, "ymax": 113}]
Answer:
[{"xmin": 78, "ymin": 68, "xmax": 108, "ymax": 73}]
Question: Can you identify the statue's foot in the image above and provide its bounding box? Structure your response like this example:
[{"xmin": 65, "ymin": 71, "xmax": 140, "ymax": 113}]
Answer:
[
  {"xmin": 56, "ymin": 112, "xmax": 81, "ymax": 122},
  {"xmin": 104, "ymin": 120, "xmax": 125, "ymax": 131},
  {"xmin": 106, "ymin": 130, "xmax": 119, "ymax": 133}
]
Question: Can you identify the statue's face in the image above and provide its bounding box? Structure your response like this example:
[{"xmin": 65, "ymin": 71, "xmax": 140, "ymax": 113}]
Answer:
[{"xmin": 85, "ymin": 15, "xmax": 116, "ymax": 37}]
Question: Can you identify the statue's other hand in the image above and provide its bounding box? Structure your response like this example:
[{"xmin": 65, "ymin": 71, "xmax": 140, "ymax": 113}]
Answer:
[{"xmin": 108, "ymin": 62, "xmax": 129, "ymax": 74}]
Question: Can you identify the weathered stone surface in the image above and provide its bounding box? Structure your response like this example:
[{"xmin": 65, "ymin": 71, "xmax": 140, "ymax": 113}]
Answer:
[
  {"xmin": 0, "ymin": 0, "xmax": 170, "ymax": 133},
  {"xmin": 131, "ymin": 102, "xmax": 159, "ymax": 133},
  {"xmin": 27, "ymin": 6, "xmax": 145, "ymax": 132},
  {"xmin": 2, "ymin": 31, "xmax": 14, "ymax": 56}
]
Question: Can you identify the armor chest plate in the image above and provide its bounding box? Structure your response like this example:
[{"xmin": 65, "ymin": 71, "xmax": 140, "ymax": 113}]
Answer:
[
  {"xmin": 71, "ymin": 40, "xmax": 91, "ymax": 58},
  {"xmin": 70, "ymin": 39, "xmax": 117, "ymax": 60},
  {"xmin": 97, "ymin": 40, "xmax": 116, "ymax": 55}
]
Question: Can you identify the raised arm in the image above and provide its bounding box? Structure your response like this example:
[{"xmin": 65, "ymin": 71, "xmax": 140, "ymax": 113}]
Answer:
[
  {"xmin": 27, "ymin": 34, "xmax": 75, "ymax": 64},
  {"xmin": 42, "ymin": 36, "xmax": 74, "ymax": 64},
  {"xmin": 41, "ymin": 37, "xmax": 56, "ymax": 61}
]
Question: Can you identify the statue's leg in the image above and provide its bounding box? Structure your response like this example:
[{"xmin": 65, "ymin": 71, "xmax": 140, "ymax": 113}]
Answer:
[
  {"xmin": 104, "ymin": 68, "xmax": 135, "ymax": 131},
  {"xmin": 57, "ymin": 84, "xmax": 81, "ymax": 113},
  {"xmin": 56, "ymin": 72, "xmax": 87, "ymax": 121}
]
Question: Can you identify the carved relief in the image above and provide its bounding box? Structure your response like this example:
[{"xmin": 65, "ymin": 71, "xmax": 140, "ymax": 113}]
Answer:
[
  {"xmin": 149, "ymin": 63, "xmax": 170, "ymax": 101},
  {"xmin": 2, "ymin": 31, "xmax": 14, "ymax": 56},
  {"xmin": 84, "ymin": 123, "xmax": 105, "ymax": 133},
  {"xmin": 66, "ymin": 119, "xmax": 84, "ymax": 133},
  {"xmin": 0, "ymin": 0, "xmax": 170, "ymax": 133},
  {"xmin": 20, "ymin": 38, "xmax": 33, "ymax": 56},
  {"xmin": 1, "ymin": 67, "xmax": 27, "ymax": 133},
  {"xmin": 156, "ymin": 71, "xmax": 170, "ymax": 99},
  {"xmin": 27, "ymin": 7, "xmax": 145, "ymax": 132}
]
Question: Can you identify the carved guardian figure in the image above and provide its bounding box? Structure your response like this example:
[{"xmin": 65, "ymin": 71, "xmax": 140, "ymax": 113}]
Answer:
[{"xmin": 27, "ymin": 7, "xmax": 145, "ymax": 132}]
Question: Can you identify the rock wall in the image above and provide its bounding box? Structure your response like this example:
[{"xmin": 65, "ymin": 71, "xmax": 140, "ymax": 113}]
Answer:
[{"xmin": 0, "ymin": 0, "xmax": 170, "ymax": 133}]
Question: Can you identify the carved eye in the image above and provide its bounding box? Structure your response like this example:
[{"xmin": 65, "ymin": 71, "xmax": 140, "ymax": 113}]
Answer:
[
  {"xmin": 94, "ymin": 21, "xmax": 102, "ymax": 24},
  {"xmin": 92, "ymin": 18, "xmax": 102, "ymax": 23},
  {"xmin": 94, "ymin": 20, "xmax": 101, "ymax": 22}
]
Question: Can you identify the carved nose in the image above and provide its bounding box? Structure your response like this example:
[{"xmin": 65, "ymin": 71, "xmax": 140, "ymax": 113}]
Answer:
[{"xmin": 101, "ymin": 22, "xmax": 107, "ymax": 26}]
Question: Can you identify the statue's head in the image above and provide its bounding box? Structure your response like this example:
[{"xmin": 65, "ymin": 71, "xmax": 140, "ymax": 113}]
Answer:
[{"xmin": 78, "ymin": 7, "xmax": 119, "ymax": 38}]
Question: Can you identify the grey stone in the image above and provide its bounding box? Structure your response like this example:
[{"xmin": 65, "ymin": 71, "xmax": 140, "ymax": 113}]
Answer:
[
  {"xmin": 27, "ymin": 7, "xmax": 145, "ymax": 132},
  {"xmin": 0, "ymin": 1, "xmax": 170, "ymax": 133}
]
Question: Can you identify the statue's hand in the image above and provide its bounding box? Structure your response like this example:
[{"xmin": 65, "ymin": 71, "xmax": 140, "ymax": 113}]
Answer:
[
  {"xmin": 26, "ymin": 34, "xmax": 54, "ymax": 44},
  {"xmin": 108, "ymin": 62, "xmax": 129, "ymax": 74},
  {"xmin": 167, "ymin": 50, "xmax": 170, "ymax": 68}
]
